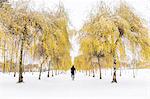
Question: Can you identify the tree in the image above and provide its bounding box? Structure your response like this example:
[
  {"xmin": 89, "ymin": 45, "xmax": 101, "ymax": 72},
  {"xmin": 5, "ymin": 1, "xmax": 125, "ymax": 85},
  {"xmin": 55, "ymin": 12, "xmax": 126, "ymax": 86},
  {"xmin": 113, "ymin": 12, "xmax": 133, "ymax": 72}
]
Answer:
[
  {"xmin": 29, "ymin": 4, "xmax": 71, "ymax": 79},
  {"xmin": 80, "ymin": 1, "xmax": 150, "ymax": 83},
  {"xmin": 0, "ymin": 1, "xmax": 42, "ymax": 82}
]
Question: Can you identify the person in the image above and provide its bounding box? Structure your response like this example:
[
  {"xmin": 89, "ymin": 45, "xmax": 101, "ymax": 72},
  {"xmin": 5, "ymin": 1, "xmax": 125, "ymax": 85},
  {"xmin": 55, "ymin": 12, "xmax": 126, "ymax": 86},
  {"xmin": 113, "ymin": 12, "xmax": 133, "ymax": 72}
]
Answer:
[{"xmin": 71, "ymin": 65, "xmax": 76, "ymax": 80}]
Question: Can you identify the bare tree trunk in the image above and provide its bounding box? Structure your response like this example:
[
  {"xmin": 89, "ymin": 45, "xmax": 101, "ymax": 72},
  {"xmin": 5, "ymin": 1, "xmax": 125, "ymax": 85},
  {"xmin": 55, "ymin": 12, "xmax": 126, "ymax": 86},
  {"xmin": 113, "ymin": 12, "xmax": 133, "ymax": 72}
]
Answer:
[
  {"xmin": 85, "ymin": 70, "xmax": 87, "ymax": 76},
  {"xmin": 111, "ymin": 68, "xmax": 112, "ymax": 76},
  {"xmin": 10, "ymin": 47, "xmax": 13, "ymax": 74},
  {"xmin": 112, "ymin": 59, "xmax": 117, "ymax": 83},
  {"xmin": 3, "ymin": 40, "xmax": 6, "ymax": 73},
  {"xmin": 14, "ymin": 41, "xmax": 18, "ymax": 77},
  {"xmin": 39, "ymin": 62, "xmax": 43, "ymax": 80},
  {"xmin": 92, "ymin": 69, "xmax": 95, "ymax": 77},
  {"xmin": 18, "ymin": 38, "xmax": 24, "ymax": 83},
  {"xmin": 14, "ymin": 70, "xmax": 16, "ymax": 77},
  {"xmin": 133, "ymin": 68, "xmax": 135, "ymax": 78},
  {"xmin": 38, "ymin": 55, "xmax": 48, "ymax": 80},
  {"xmin": 120, "ymin": 67, "xmax": 122, "ymax": 77},
  {"xmin": 51, "ymin": 69, "xmax": 54, "ymax": 77},
  {"xmin": 55, "ymin": 69, "xmax": 57, "ymax": 75},
  {"xmin": 23, "ymin": 51, "xmax": 26, "ymax": 74},
  {"xmin": 133, "ymin": 63, "xmax": 135, "ymax": 78},
  {"xmin": 14, "ymin": 54, "xmax": 17, "ymax": 77},
  {"xmin": 47, "ymin": 61, "xmax": 51, "ymax": 77},
  {"xmin": 98, "ymin": 57, "xmax": 102, "ymax": 79},
  {"xmin": 88, "ymin": 70, "xmax": 90, "ymax": 76}
]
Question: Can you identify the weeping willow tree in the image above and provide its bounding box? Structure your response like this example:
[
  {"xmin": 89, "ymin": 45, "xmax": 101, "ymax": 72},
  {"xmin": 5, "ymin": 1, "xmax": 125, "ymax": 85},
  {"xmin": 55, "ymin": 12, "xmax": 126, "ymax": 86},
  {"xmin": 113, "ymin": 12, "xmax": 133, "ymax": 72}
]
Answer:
[
  {"xmin": 74, "ymin": 55, "xmax": 91, "ymax": 71},
  {"xmin": 29, "ymin": 4, "xmax": 71, "ymax": 79},
  {"xmin": 0, "ymin": 1, "xmax": 71, "ymax": 82},
  {"xmin": 80, "ymin": 1, "xmax": 150, "ymax": 83},
  {"xmin": 0, "ymin": 1, "xmax": 40, "ymax": 82}
]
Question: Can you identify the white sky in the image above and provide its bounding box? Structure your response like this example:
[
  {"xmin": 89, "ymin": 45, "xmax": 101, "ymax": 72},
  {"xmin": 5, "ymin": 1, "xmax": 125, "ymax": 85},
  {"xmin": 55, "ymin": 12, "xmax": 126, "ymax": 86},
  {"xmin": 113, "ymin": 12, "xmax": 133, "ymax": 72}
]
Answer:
[{"xmin": 23, "ymin": 0, "xmax": 150, "ymax": 30}]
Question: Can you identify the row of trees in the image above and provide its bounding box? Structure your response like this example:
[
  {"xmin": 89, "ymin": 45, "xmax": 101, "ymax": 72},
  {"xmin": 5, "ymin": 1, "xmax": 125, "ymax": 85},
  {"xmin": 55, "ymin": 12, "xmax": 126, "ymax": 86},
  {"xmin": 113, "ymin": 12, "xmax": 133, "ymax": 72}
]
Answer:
[
  {"xmin": 0, "ymin": 1, "xmax": 72, "ymax": 83},
  {"xmin": 75, "ymin": 1, "xmax": 150, "ymax": 83},
  {"xmin": 0, "ymin": 0, "xmax": 150, "ymax": 83}
]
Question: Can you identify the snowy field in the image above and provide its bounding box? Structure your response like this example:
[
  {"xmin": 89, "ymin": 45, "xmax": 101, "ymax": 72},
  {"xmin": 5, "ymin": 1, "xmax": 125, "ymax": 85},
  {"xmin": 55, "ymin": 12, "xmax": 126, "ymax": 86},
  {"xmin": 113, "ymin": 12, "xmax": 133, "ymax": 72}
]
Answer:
[{"xmin": 0, "ymin": 69, "xmax": 150, "ymax": 99}]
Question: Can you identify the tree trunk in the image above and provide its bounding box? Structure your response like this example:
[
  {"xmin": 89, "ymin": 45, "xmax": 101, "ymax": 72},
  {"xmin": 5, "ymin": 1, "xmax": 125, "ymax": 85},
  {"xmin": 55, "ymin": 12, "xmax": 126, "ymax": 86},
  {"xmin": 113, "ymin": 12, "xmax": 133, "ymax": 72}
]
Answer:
[
  {"xmin": 14, "ymin": 71, "xmax": 16, "ymax": 77},
  {"xmin": 111, "ymin": 68, "xmax": 112, "ymax": 76},
  {"xmin": 133, "ymin": 68, "xmax": 135, "ymax": 78},
  {"xmin": 85, "ymin": 70, "xmax": 87, "ymax": 76},
  {"xmin": 47, "ymin": 61, "xmax": 51, "ymax": 77},
  {"xmin": 89, "ymin": 70, "xmax": 90, "ymax": 76},
  {"xmin": 14, "ymin": 55, "xmax": 17, "ymax": 77},
  {"xmin": 92, "ymin": 69, "xmax": 95, "ymax": 77},
  {"xmin": 112, "ymin": 59, "xmax": 117, "ymax": 83},
  {"xmin": 52, "ymin": 69, "xmax": 54, "ymax": 77},
  {"xmin": 23, "ymin": 52, "xmax": 25, "ymax": 74},
  {"xmin": 14, "ymin": 41, "xmax": 18, "ymax": 77},
  {"xmin": 10, "ymin": 48, "xmax": 13, "ymax": 73},
  {"xmin": 120, "ymin": 67, "xmax": 122, "ymax": 77},
  {"xmin": 98, "ymin": 57, "xmax": 102, "ymax": 79},
  {"xmin": 18, "ymin": 38, "xmax": 24, "ymax": 83},
  {"xmin": 39, "ymin": 62, "xmax": 43, "ymax": 80},
  {"xmin": 38, "ymin": 56, "xmax": 48, "ymax": 80},
  {"xmin": 133, "ymin": 64, "xmax": 135, "ymax": 78},
  {"xmin": 3, "ymin": 40, "xmax": 6, "ymax": 73},
  {"xmin": 55, "ymin": 70, "xmax": 57, "ymax": 75}
]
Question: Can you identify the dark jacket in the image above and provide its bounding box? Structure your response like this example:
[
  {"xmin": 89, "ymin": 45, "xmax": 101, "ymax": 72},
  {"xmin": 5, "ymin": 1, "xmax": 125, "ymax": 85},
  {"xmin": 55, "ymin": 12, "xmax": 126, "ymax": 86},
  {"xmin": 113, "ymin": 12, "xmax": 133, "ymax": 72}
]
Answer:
[{"xmin": 71, "ymin": 66, "xmax": 76, "ymax": 75}]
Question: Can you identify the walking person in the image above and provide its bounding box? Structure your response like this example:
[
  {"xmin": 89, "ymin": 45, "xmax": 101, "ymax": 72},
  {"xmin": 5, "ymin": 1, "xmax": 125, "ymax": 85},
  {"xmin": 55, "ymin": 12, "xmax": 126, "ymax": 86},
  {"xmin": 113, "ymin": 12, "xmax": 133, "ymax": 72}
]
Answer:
[{"xmin": 71, "ymin": 65, "xmax": 76, "ymax": 80}]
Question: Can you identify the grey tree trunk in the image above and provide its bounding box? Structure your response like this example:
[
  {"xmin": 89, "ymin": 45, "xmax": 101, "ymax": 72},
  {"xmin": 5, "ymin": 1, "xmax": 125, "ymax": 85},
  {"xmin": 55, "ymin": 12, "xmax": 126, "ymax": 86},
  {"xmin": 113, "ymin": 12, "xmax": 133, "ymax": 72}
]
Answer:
[
  {"xmin": 97, "ymin": 57, "xmax": 102, "ymax": 79},
  {"xmin": 39, "ymin": 61, "xmax": 44, "ymax": 80},
  {"xmin": 92, "ymin": 69, "xmax": 95, "ymax": 77},
  {"xmin": 3, "ymin": 40, "xmax": 6, "ymax": 73},
  {"xmin": 133, "ymin": 63, "xmax": 135, "ymax": 78},
  {"xmin": 51, "ymin": 69, "xmax": 54, "ymax": 77},
  {"xmin": 85, "ymin": 70, "xmax": 87, "ymax": 76},
  {"xmin": 47, "ymin": 61, "xmax": 51, "ymax": 77},
  {"xmin": 120, "ymin": 67, "xmax": 122, "ymax": 77},
  {"xmin": 112, "ymin": 59, "xmax": 117, "ymax": 83},
  {"xmin": 88, "ymin": 70, "xmax": 91, "ymax": 76},
  {"xmin": 14, "ymin": 41, "xmax": 18, "ymax": 77},
  {"xmin": 18, "ymin": 38, "xmax": 24, "ymax": 83}
]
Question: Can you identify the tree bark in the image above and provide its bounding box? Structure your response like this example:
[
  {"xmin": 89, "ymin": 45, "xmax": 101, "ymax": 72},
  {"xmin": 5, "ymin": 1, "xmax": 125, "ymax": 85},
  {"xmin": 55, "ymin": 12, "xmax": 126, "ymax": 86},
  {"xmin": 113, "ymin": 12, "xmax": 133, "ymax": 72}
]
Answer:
[
  {"xmin": 51, "ymin": 69, "xmax": 54, "ymax": 77},
  {"xmin": 55, "ymin": 70, "xmax": 57, "ymax": 75},
  {"xmin": 92, "ymin": 69, "xmax": 95, "ymax": 77},
  {"xmin": 18, "ymin": 38, "xmax": 24, "ymax": 83},
  {"xmin": 112, "ymin": 59, "xmax": 117, "ymax": 83},
  {"xmin": 133, "ymin": 63, "xmax": 135, "ymax": 78},
  {"xmin": 14, "ymin": 41, "xmax": 18, "ymax": 77},
  {"xmin": 98, "ymin": 57, "xmax": 102, "ymax": 79},
  {"xmin": 10, "ymin": 48, "xmax": 13, "ymax": 73},
  {"xmin": 14, "ymin": 71, "xmax": 16, "ymax": 77},
  {"xmin": 120, "ymin": 67, "xmax": 122, "ymax": 77},
  {"xmin": 39, "ymin": 61, "xmax": 44, "ymax": 80},
  {"xmin": 3, "ymin": 40, "xmax": 6, "ymax": 73},
  {"xmin": 88, "ymin": 70, "xmax": 90, "ymax": 76},
  {"xmin": 47, "ymin": 61, "xmax": 51, "ymax": 77},
  {"xmin": 85, "ymin": 70, "xmax": 87, "ymax": 76}
]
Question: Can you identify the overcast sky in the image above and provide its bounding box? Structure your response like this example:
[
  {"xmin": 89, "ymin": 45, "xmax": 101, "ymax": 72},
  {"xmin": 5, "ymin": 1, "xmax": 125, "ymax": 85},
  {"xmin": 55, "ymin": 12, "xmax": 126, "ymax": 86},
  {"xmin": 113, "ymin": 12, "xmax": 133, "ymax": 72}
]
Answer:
[{"xmin": 19, "ymin": 0, "xmax": 150, "ymax": 30}]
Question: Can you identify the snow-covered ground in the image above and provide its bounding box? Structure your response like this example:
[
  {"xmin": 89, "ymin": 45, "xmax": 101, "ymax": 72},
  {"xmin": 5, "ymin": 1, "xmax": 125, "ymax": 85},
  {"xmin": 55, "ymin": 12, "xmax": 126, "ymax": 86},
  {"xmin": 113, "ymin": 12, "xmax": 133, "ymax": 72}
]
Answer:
[{"xmin": 0, "ymin": 69, "xmax": 150, "ymax": 99}]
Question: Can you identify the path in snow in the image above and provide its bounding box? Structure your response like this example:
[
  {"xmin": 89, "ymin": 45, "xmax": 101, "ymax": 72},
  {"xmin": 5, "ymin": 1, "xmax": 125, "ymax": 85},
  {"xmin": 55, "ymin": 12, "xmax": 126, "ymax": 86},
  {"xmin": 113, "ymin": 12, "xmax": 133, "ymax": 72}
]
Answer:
[{"xmin": 0, "ymin": 69, "xmax": 150, "ymax": 99}]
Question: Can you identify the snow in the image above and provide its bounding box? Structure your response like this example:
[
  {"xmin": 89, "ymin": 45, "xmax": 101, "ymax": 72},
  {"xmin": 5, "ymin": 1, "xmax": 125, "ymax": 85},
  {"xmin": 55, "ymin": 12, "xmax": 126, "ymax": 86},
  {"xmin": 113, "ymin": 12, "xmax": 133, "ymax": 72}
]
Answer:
[{"xmin": 0, "ymin": 69, "xmax": 150, "ymax": 99}]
